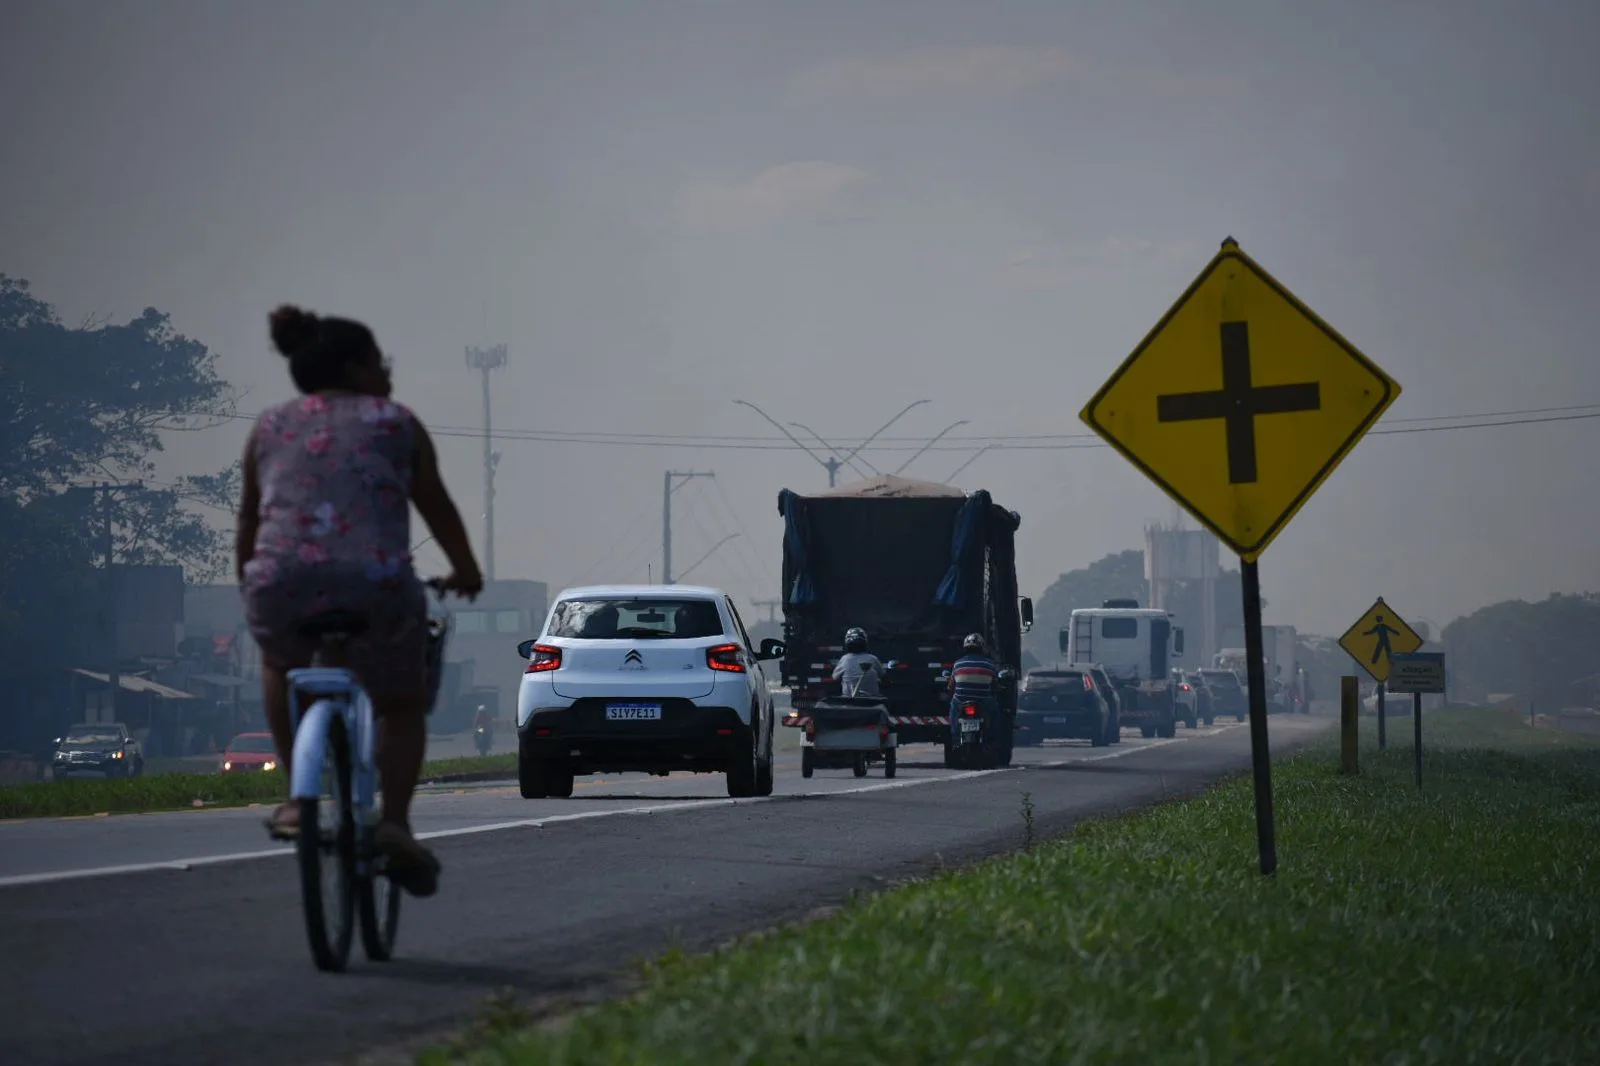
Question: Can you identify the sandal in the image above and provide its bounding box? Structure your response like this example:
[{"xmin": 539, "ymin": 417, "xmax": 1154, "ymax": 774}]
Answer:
[
  {"xmin": 264, "ymin": 800, "xmax": 300, "ymax": 841},
  {"xmin": 373, "ymin": 822, "xmax": 442, "ymax": 898}
]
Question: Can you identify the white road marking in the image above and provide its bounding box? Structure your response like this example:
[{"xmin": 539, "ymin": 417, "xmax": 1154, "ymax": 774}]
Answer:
[{"xmin": 0, "ymin": 725, "xmax": 1245, "ymax": 890}]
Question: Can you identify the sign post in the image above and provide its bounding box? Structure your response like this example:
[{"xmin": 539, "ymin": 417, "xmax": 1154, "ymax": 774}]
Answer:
[
  {"xmin": 1079, "ymin": 236, "xmax": 1401, "ymax": 876},
  {"xmin": 1337, "ymin": 597, "xmax": 1425, "ymax": 751},
  {"xmin": 1388, "ymin": 651, "xmax": 1445, "ymax": 792}
]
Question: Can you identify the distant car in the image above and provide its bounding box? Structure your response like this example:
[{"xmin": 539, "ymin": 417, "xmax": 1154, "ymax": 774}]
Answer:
[
  {"xmin": 1198, "ymin": 669, "xmax": 1247, "ymax": 722},
  {"xmin": 1084, "ymin": 664, "xmax": 1123, "ymax": 743},
  {"xmin": 1364, "ymin": 684, "xmax": 1412, "ymax": 715},
  {"xmin": 1171, "ymin": 669, "xmax": 1202, "ymax": 729},
  {"xmin": 221, "ymin": 732, "xmax": 280, "ymax": 774},
  {"xmin": 52, "ymin": 723, "xmax": 144, "ymax": 779},
  {"xmin": 1015, "ymin": 668, "xmax": 1113, "ymax": 747},
  {"xmin": 1185, "ymin": 670, "xmax": 1217, "ymax": 726},
  {"xmin": 516, "ymin": 584, "xmax": 782, "ymax": 800}
]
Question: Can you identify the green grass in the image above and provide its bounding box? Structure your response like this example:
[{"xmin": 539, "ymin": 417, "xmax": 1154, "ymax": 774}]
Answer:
[
  {"xmin": 0, "ymin": 752, "xmax": 518, "ymax": 820},
  {"xmin": 423, "ymin": 708, "xmax": 1600, "ymax": 1065}
]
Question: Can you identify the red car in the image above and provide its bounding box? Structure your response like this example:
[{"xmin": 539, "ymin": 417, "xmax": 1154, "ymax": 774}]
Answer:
[{"xmin": 221, "ymin": 732, "xmax": 279, "ymax": 774}]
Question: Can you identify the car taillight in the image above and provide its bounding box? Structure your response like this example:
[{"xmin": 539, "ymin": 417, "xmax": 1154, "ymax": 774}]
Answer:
[
  {"xmin": 707, "ymin": 643, "xmax": 745, "ymax": 673},
  {"xmin": 962, "ymin": 704, "xmax": 979, "ymax": 717},
  {"xmin": 526, "ymin": 644, "xmax": 562, "ymax": 673},
  {"xmin": 1082, "ymin": 676, "xmax": 1094, "ymax": 692}
]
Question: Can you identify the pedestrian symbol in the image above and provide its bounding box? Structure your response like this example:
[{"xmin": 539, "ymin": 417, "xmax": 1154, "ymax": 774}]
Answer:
[{"xmin": 1339, "ymin": 598, "xmax": 1424, "ymax": 683}]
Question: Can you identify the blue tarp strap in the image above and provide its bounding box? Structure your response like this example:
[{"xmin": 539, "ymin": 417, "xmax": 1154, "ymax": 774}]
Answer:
[
  {"xmin": 780, "ymin": 490, "xmax": 819, "ymax": 605},
  {"xmin": 933, "ymin": 492, "xmax": 990, "ymax": 608}
]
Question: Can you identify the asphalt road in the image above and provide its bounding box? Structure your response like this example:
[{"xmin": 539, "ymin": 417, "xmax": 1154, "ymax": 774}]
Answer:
[{"xmin": 0, "ymin": 714, "xmax": 1330, "ymax": 1066}]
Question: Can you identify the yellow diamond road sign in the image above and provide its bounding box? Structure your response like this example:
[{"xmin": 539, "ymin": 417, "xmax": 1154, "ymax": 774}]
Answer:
[
  {"xmin": 1079, "ymin": 239, "xmax": 1400, "ymax": 561},
  {"xmin": 1338, "ymin": 597, "xmax": 1424, "ymax": 684}
]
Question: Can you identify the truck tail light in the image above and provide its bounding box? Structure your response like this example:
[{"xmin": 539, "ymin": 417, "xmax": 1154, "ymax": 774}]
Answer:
[
  {"xmin": 526, "ymin": 645, "xmax": 562, "ymax": 673},
  {"xmin": 707, "ymin": 643, "xmax": 746, "ymax": 673}
]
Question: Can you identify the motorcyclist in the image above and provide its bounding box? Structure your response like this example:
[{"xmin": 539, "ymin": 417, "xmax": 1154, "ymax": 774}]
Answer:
[
  {"xmin": 472, "ymin": 705, "xmax": 493, "ymax": 749},
  {"xmin": 831, "ymin": 627, "xmax": 884, "ymax": 697},
  {"xmin": 947, "ymin": 632, "xmax": 999, "ymax": 741}
]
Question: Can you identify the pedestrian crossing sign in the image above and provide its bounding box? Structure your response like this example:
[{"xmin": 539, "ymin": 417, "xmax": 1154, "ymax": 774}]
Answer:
[{"xmin": 1338, "ymin": 597, "xmax": 1425, "ymax": 683}]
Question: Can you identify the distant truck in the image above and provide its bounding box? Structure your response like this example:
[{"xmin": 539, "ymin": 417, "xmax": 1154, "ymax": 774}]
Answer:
[
  {"xmin": 776, "ymin": 475, "xmax": 1032, "ymax": 764},
  {"xmin": 1060, "ymin": 599, "xmax": 1185, "ymax": 738}
]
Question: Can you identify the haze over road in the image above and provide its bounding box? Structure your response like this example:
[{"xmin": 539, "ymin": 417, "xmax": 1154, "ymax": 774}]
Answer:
[{"xmin": 0, "ymin": 716, "xmax": 1328, "ymax": 1066}]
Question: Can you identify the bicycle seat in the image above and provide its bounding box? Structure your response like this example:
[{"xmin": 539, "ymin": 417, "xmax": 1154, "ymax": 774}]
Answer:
[{"xmin": 296, "ymin": 610, "xmax": 369, "ymax": 640}]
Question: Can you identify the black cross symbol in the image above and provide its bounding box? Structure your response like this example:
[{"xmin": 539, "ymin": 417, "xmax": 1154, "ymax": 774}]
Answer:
[{"xmin": 1156, "ymin": 321, "xmax": 1321, "ymax": 484}]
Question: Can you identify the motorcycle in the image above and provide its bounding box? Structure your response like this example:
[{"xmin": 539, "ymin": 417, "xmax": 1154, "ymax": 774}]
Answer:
[
  {"xmin": 472, "ymin": 708, "xmax": 493, "ymax": 756},
  {"xmin": 942, "ymin": 667, "xmax": 1017, "ymax": 770}
]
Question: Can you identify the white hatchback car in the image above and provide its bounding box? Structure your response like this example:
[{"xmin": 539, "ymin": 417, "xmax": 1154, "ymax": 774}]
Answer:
[{"xmin": 515, "ymin": 585, "xmax": 783, "ymax": 799}]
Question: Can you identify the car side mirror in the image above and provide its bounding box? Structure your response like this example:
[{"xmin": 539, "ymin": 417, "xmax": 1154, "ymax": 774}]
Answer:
[
  {"xmin": 1173, "ymin": 627, "xmax": 1185, "ymax": 657},
  {"xmin": 516, "ymin": 638, "xmax": 536, "ymax": 659},
  {"xmin": 757, "ymin": 638, "xmax": 785, "ymax": 661},
  {"xmin": 1019, "ymin": 597, "xmax": 1034, "ymax": 633},
  {"xmin": 1057, "ymin": 628, "xmax": 1069, "ymax": 654}
]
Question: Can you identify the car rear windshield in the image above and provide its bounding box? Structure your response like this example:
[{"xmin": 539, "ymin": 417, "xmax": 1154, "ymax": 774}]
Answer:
[
  {"xmin": 1023, "ymin": 671, "xmax": 1084, "ymax": 690},
  {"xmin": 547, "ymin": 598, "xmax": 724, "ymax": 640},
  {"xmin": 1200, "ymin": 670, "xmax": 1241, "ymax": 688}
]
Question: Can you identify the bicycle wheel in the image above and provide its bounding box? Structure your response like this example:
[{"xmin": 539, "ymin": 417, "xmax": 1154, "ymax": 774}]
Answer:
[
  {"xmin": 297, "ymin": 711, "xmax": 356, "ymax": 972},
  {"xmin": 358, "ymin": 861, "xmax": 403, "ymax": 961}
]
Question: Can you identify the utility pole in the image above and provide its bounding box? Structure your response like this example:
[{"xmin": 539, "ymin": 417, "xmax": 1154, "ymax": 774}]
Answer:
[
  {"xmin": 662, "ymin": 470, "xmax": 714, "ymax": 584},
  {"xmin": 464, "ymin": 344, "xmax": 508, "ymax": 582},
  {"xmin": 82, "ymin": 482, "xmax": 141, "ymax": 722}
]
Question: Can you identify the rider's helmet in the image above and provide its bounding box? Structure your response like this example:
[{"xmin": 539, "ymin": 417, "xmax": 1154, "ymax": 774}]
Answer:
[
  {"xmin": 844, "ymin": 627, "xmax": 868, "ymax": 653},
  {"xmin": 962, "ymin": 632, "xmax": 987, "ymax": 655}
]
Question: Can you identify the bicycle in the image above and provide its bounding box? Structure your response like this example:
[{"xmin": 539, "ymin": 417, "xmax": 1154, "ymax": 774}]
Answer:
[{"xmin": 284, "ymin": 586, "xmax": 452, "ymax": 972}]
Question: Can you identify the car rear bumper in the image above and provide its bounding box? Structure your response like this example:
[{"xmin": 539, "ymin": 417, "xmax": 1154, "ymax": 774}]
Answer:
[
  {"xmin": 1015, "ymin": 708, "xmax": 1098, "ymax": 740},
  {"xmin": 519, "ymin": 699, "xmax": 752, "ymax": 775}
]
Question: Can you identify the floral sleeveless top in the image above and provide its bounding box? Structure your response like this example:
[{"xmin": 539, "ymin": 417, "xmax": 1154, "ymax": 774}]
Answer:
[{"xmin": 242, "ymin": 394, "xmax": 419, "ymax": 594}]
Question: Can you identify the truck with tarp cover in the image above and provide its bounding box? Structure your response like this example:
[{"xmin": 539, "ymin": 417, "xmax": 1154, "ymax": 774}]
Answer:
[{"xmin": 775, "ymin": 475, "xmax": 1032, "ymax": 756}]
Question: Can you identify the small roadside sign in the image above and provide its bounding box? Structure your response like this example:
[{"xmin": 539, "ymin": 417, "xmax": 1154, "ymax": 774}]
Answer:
[
  {"xmin": 1388, "ymin": 652, "xmax": 1445, "ymax": 694},
  {"xmin": 1079, "ymin": 238, "xmax": 1400, "ymax": 562},
  {"xmin": 1338, "ymin": 597, "xmax": 1425, "ymax": 684}
]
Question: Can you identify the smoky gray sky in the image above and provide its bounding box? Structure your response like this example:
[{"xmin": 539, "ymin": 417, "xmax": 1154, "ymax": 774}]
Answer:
[{"xmin": 4, "ymin": 0, "xmax": 1598, "ymax": 635}]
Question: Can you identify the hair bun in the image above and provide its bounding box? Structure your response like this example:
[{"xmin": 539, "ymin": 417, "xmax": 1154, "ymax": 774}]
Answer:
[{"xmin": 269, "ymin": 305, "xmax": 321, "ymax": 359}]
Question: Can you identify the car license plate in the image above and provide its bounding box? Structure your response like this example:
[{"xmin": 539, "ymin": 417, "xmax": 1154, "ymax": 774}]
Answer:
[
  {"xmin": 959, "ymin": 719, "xmax": 981, "ymax": 733},
  {"xmin": 605, "ymin": 703, "xmax": 662, "ymax": 721},
  {"xmin": 1044, "ymin": 716, "xmax": 1065, "ymax": 724}
]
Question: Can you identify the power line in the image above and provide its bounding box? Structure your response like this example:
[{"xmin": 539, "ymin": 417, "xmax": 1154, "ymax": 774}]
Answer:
[{"xmin": 71, "ymin": 401, "xmax": 1600, "ymax": 453}]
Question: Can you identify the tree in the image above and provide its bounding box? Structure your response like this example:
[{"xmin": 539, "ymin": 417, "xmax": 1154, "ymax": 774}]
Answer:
[
  {"xmin": 0, "ymin": 275, "xmax": 238, "ymax": 580},
  {"xmin": 1028, "ymin": 550, "xmax": 1146, "ymax": 660},
  {"xmin": 1442, "ymin": 593, "xmax": 1600, "ymax": 708},
  {"xmin": 1028, "ymin": 549, "xmax": 1247, "ymax": 664}
]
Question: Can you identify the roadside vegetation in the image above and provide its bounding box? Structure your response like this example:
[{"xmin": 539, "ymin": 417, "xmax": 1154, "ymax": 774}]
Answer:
[
  {"xmin": 0, "ymin": 752, "xmax": 517, "ymax": 820},
  {"xmin": 425, "ymin": 708, "xmax": 1600, "ymax": 1065}
]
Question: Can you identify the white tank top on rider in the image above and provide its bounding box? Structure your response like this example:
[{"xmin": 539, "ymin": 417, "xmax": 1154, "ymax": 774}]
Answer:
[{"xmin": 832, "ymin": 652, "xmax": 884, "ymax": 697}]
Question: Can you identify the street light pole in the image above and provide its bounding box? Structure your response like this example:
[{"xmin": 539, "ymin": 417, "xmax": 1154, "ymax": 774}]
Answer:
[
  {"xmin": 732, "ymin": 400, "xmax": 844, "ymax": 487},
  {"xmin": 789, "ymin": 423, "xmax": 877, "ymax": 482},
  {"xmin": 894, "ymin": 419, "xmax": 970, "ymax": 476},
  {"xmin": 464, "ymin": 344, "xmax": 508, "ymax": 582},
  {"xmin": 836, "ymin": 399, "xmax": 931, "ymax": 472}
]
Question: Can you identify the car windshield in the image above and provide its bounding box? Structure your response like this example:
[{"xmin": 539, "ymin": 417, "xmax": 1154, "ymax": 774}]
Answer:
[
  {"xmin": 1200, "ymin": 670, "xmax": 1241, "ymax": 688},
  {"xmin": 227, "ymin": 734, "xmax": 276, "ymax": 754},
  {"xmin": 61, "ymin": 728, "xmax": 121, "ymax": 747},
  {"xmin": 547, "ymin": 598, "xmax": 724, "ymax": 640}
]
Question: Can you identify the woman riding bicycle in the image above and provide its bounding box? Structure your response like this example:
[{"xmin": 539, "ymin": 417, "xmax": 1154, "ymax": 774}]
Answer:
[{"xmin": 235, "ymin": 305, "xmax": 483, "ymax": 897}]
